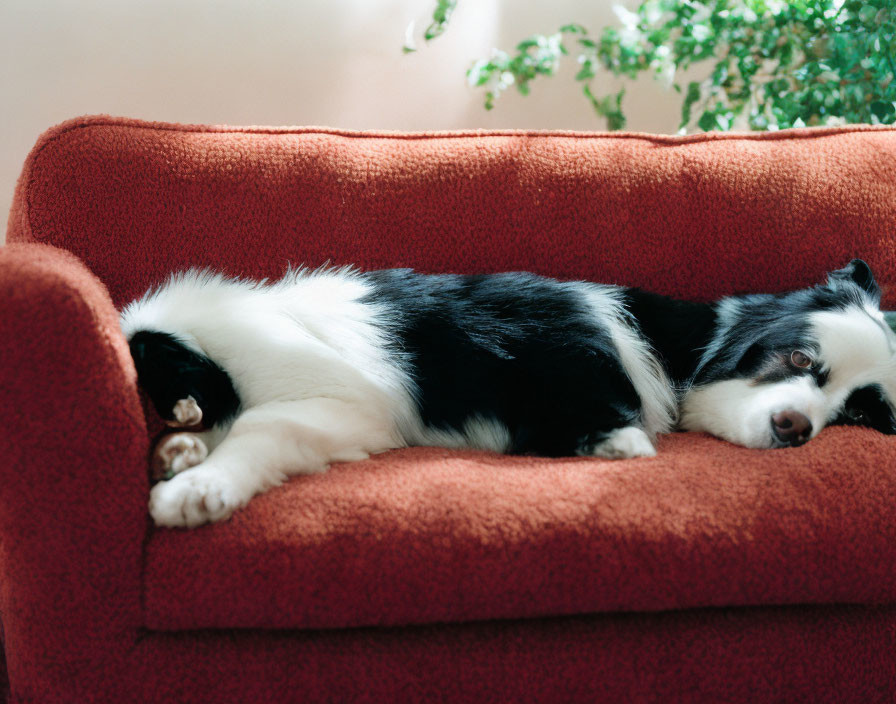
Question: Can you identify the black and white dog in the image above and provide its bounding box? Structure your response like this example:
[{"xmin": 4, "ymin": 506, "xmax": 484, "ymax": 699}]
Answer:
[{"xmin": 120, "ymin": 260, "xmax": 896, "ymax": 528}]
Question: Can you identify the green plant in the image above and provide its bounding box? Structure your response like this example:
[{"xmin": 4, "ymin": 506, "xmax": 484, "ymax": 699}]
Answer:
[
  {"xmin": 403, "ymin": 0, "xmax": 457, "ymax": 54},
  {"xmin": 414, "ymin": 0, "xmax": 896, "ymax": 132}
]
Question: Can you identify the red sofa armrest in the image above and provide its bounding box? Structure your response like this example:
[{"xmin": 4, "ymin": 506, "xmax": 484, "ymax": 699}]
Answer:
[{"xmin": 0, "ymin": 243, "xmax": 148, "ymax": 702}]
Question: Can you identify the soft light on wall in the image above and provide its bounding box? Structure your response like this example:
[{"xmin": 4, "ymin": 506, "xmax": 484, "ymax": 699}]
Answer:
[{"xmin": 1, "ymin": 0, "xmax": 685, "ymax": 237}]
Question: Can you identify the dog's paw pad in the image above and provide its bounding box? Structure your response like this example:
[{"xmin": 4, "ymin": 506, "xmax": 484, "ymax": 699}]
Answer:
[
  {"xmin": 167, "ymin": 396, "xmax": 203, "ymax": 428},
  {"xmin": 583, "ymin": 427, "xmax": 656, "ymax": 459},
  {"xmin": 152, "ymin": 432, "xmax": 208, "ymax": 480},
  {"xmin": 149, "ymin": 470, "xmax": 244, "ymax": 528}
]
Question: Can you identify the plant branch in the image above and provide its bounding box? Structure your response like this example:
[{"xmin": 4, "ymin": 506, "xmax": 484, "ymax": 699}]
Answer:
[{"xmin": 452, "ymin": 0, "xmax": 896, "ymax": 132}]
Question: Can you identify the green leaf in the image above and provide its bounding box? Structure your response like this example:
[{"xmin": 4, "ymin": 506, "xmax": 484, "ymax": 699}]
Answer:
[
  {"xmin": 698, "ymin": 110, "xmax": 719, "ymax": 132},
  {"xmin": 583, "ymin": 85, "xmax": 626, "ymax": 130},
  {"xmin": 459, "ymin": 0, "xmax": 896, "ymax": 131},
  {"xmin": 681, "ymin": 81, "xmax": 702, "ymax": 128},
  {"xmin": 771, "ymin": 78, "xmax": 790, "ymax": 94},
  {"xmin": 423, "ymin": 0, "xmax": 457, "ymax": 41},
  {"xmin": 859, "ymin": 5, "xmax": 878, "ymax": 23},
  {"xmin": 871, "ymin": 100, "xmax": 896, "ymax": 120},
  {"xmin": 576, "ymin": 64, "xmax": 596, "ymax": 81}
]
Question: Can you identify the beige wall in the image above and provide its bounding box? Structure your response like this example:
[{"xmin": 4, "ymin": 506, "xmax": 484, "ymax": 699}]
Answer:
[{"xmin": 1, "ymin": 0, "xmax": 685, "ymax": 243}]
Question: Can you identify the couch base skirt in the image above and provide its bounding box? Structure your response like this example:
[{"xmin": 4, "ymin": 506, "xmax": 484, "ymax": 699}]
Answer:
[{"xmin": 20, "ymin": 603, "xmax": 889, "ymax": 704}]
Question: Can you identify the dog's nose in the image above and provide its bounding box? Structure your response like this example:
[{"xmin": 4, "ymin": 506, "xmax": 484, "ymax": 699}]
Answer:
[{"xmin": 771, "ymin": 410, "xmax": 813, "ymax": 447}]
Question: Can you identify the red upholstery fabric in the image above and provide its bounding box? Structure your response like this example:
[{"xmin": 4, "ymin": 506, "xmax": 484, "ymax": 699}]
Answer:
[
  {"xmin": 3, "ymin": 116, "xmax": 896, "ymax": 702},
  {"xmin": 0, "ymin": 243, "xmax": 148, "ymax": 702},
  {"xmin": 9, "ymin": 116, "xmax": 896, "ymax": 307},
  {"xmin": 129, "ymin": 604, "xmax": 896, "ymax": 704},
  {"xmin": 146, "ymin": 433, "xmax": 896, "ymax": 631}
]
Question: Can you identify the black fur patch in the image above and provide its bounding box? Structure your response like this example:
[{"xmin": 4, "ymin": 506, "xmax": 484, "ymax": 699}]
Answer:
[
  {"xmin": 620, "ymin": 289, "xmax": 716, "ymax": 385},
  {"xmin": 363, "ymin": 270, "xmax": 642, "ymax": 457},
  {"xmin": 830, "ymin": 384, "xmax": 896, "ymax": 434},
  {"xmin": 693, "ymin": 279, "xmax": 872, "ymax": 386},
  {"xmin": 129, "ymin": 330, "xmax": 241, "ymax": 428}
]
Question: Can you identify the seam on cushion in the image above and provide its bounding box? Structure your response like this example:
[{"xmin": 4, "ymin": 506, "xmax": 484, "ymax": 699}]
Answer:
[
  {"xmin": 22, "ymin": 116, "xmax": 896, "ymax": 244},
  {"xmin": 32, "ymin": 114, "xmax": 896, "ymax": 142},
  {"xmin": 19, "ymin": 118, "xmax": 112, "ymax": 242}
]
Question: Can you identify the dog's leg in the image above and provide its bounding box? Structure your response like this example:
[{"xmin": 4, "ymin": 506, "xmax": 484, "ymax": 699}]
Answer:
[
  {"xmin": 148, "ymin": 398, "xmax": 397, "ymax": 528},
  {"xmin": 577, "ymin": 426, "xmax": 656, "ymax": 459}
]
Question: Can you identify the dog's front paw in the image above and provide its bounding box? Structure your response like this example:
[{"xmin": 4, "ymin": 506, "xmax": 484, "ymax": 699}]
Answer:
[
  {"xmin": 151, "ymin": 432, "xmax": 208, "ymax": 481},
  {"xmin": 149, "ymin": 469, "xmax": 245, "ymax": 528},
  {"xmin": 166, "ymin": 396, "xmax": 203, "ymax": 428},
  {"xmin": 581, "ymin": 426, "xmax": 657, "ymax": 459}
]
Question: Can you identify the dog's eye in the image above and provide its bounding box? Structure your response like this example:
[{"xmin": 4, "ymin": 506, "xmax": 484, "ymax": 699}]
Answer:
[
  {"xmin": 790, "ymin": 350, "xmax": 813, "ymax": 368},
  {"xmin": 847, "ymin": 408, "xmax": 868, "ymax": 423}
]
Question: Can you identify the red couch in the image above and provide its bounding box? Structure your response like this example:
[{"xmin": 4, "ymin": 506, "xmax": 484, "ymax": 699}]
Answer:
[{"xmin": 2, "ymin": 116, "xmax": 896, "ymax": 703}]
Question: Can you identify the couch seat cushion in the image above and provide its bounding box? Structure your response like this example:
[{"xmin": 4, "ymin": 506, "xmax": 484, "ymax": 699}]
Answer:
[{"xmin": 144, "ymin": 429, "xmax": 896, "ymax": 631}]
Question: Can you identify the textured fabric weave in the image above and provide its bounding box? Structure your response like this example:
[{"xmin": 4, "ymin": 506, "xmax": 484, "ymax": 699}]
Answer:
[
  {"xmin": 9, "ymin": 117, "xmax": 896, "ymax": 306},
  {"xmin": 146, "ymin": 433, "xmax": 896, "ymax": 631},
  {"xmin": 3, "ymin": 116, "xmax": 896, "ymax": 703}
]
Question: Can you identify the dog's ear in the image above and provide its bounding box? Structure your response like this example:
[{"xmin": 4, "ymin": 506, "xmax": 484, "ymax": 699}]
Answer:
[{"xmin": 827, "ymin": 259, "xmax": 879, "ymax": 299}]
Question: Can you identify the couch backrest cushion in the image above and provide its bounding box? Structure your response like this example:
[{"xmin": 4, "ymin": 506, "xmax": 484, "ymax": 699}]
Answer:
[{"xmin": 8, "ymin": 116, "xmax": 896, "ymax": 307}]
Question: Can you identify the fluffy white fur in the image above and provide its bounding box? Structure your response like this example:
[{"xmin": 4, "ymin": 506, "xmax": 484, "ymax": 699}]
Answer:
[
  {"xmin": 581, "ymin": 286, "xmax": 678, "ymax": 440},
  {"xmin": 123, "ymin": 267, "xmax": 896, "ymax": 528},
  {"xmin": 122, "ymin": 269, "xmax": 412, "ymax": 526},
  {"xmin": 680, "ymin": 375, "xmax": 827, "ymax": 448},
  {"xmin": 121, "ymin": 269, "xmax": 677, "ymax": 527},
  {"xmin": 581, "ymin": 426, "xmax": 657, "ymax": 459}
]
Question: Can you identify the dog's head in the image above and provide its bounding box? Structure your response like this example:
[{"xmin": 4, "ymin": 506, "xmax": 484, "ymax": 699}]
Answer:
[{"xmin": 680, "ymin": 260, "xmax": 896, "ymax": 449}]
